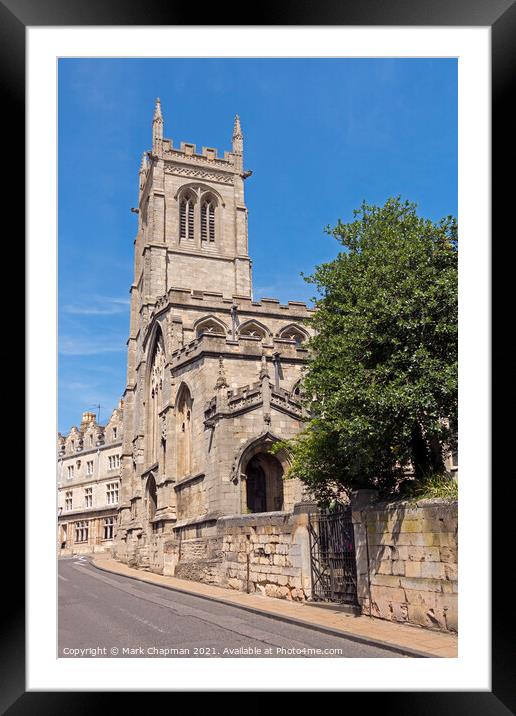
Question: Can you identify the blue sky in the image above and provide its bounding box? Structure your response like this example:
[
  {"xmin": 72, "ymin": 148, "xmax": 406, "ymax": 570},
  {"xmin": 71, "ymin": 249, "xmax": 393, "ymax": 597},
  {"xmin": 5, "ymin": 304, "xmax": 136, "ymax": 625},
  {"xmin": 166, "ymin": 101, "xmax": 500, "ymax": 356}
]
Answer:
[{"xmin": 58, "ymin": 58, "xmax": 457, "ymax": 434}]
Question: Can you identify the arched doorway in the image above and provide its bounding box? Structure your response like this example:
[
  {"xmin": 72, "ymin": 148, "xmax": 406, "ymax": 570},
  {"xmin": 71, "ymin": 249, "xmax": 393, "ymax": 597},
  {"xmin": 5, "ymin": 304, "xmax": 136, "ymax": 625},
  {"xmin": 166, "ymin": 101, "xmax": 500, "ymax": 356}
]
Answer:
[{"xmin": 245, "ymin": 452, "xmax": 284, "ymax": 513}]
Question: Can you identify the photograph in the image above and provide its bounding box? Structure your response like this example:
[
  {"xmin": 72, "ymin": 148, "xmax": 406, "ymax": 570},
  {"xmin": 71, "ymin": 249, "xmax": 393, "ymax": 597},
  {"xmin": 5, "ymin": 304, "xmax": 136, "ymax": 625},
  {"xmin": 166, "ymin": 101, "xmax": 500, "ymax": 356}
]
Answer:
[{"xmin": 56, "ymin": 57, "xmax": 458, "ymax": 661}]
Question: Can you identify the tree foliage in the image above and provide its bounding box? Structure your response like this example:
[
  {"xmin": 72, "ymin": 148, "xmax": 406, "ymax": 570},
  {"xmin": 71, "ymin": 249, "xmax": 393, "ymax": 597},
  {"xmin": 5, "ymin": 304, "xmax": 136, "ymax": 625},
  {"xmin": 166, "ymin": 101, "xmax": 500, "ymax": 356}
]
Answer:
[{"xmin": 279, "ymin": 197, "xmax": 458, "ymax": 502}]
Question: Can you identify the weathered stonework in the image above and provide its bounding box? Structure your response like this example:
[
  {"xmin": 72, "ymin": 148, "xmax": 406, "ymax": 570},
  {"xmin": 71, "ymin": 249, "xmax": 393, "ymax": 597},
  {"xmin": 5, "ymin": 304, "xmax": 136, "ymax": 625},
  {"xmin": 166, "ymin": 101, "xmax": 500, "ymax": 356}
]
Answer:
[
  {"xmin": 159, "ymin": 510, "xmax": 312, "ymax": 601},
  {"xmin": 218, "ymin": 511, "xmax": 312, "ymax": 600},
  {"xmin": 113, "ymin": 101, "xmax": 313, "ymax": 574},
  {"xmin": 352, "ymin": 497, "xmax": 458, "ymax": 632}
]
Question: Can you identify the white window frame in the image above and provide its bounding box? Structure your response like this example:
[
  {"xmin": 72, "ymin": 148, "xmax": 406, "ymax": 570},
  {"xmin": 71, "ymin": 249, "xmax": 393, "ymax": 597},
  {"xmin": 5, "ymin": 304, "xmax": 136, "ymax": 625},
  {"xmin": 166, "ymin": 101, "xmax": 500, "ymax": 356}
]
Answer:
[
  {"xmin": 74, "ymin": 520, "xmax": 89, "ymax": 543},
  {"xmin": 103, "ymin": 516, "xmax": 115, "ymax": 540},
  {"xmin": 106, "ymin": 482, "xmax": 119, "ymax": 505},
  {"xmin": 84, "ymin": 486, "xmax": 93, "ymax": 508}
]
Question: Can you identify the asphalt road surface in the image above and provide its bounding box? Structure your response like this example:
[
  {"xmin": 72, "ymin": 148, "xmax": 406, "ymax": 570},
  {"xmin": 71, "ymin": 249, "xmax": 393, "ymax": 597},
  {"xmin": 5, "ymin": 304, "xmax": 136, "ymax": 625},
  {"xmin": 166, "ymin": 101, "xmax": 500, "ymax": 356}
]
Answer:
[{"xmin": 58, "ymin": 558, "xmax": 400, "ymax": 658}]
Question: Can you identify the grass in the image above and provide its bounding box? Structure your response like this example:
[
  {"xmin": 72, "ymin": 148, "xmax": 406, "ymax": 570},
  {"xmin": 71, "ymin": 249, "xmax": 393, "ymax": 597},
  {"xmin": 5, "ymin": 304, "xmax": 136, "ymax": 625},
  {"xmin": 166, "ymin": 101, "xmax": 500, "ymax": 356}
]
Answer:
[{"xmin": 407, "ymin": 472, "xmax": 458, "ymax": 501}]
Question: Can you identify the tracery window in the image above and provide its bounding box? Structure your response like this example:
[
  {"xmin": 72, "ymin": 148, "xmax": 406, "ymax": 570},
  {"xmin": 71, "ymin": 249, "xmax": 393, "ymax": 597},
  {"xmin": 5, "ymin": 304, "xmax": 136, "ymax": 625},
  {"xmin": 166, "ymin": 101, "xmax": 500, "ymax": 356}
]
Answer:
[
  {"xmin": 195, "ymin": 317, "xmax": 226, "ymax": 338},
  {"xmin": 238, "ymin": 321, "xmax": 268, "ymax": 340},
  {"xmin": 176, "ymin": 385, "xmax": 193, "ymax": 478},
  {"xmin": 279, "ymin": 325, "xmax": 307, "ymax": 346},
  {"xmin": 148, "ymin": 335, "xmax": 165, "ymax": 465},
  {"xmin": 201, "ymin": 196, "xmax": 216, "ymax": 242},
  {"xmin": 179, "ymin": 192, "xmax": 195, "ymax": 240}
]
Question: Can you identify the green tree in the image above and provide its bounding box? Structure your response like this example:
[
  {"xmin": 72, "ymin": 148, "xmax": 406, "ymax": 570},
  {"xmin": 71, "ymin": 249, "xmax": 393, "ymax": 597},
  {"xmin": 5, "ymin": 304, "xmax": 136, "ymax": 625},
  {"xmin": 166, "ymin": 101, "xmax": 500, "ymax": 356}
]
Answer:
[{"xmin": 279, "ymin": 197, "xmax": 457, "ymax": 502}]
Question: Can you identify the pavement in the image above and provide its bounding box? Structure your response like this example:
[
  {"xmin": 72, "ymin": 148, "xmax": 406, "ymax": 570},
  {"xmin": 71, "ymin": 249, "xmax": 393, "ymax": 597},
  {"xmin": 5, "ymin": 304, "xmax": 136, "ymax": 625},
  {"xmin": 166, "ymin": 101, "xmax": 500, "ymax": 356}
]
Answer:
[{"xmin": 90, "ymin": 553, "xmax": 458, "ymax": 658}]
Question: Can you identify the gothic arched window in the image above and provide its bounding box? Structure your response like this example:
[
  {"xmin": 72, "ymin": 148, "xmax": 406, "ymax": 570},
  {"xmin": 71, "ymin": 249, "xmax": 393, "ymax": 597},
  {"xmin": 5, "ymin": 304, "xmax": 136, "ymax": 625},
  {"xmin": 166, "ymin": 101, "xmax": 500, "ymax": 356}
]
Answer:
[
  {"xmin": 148, "ymin": 334, "xmax": 165, "ymax": 465},
  {"xmin": 279, "ymin": 324, "xmax": 308, "ymax": 346},
  {"xmin": 201, "ymin": 196, "xmax": 216, "ymax": 243},
  {"xmin": 238, "ymin": 320, "xmax": 270, "ymax": 341},
  {"xmin": 176, "ymin": 384, "xmax": 193, "ymax": 479},
  {"xmin": 195, "ymin": 316, "xmax": 227, "ymax": 338},
  {"xmin": 179, "ymin": 192, "xmax": 195, "ymax": 240}
]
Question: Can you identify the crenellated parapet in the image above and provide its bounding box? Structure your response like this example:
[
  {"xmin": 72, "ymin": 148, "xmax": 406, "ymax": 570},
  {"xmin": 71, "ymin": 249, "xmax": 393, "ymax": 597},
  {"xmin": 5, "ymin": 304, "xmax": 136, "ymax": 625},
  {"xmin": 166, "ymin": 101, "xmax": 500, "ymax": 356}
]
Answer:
[{"xmin": 204, "ymin": 379, "xmax": 305, "ymax": 428}]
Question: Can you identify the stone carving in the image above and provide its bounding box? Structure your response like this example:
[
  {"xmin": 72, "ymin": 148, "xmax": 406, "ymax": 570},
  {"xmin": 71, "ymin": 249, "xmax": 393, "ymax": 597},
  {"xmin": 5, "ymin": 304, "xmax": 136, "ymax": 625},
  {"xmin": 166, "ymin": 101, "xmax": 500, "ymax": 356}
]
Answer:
[
  {"xmin": 164, "ymin": 165, "xmax": 234, "ymax": 184},
  {"xmin": 214, "ymin": 356, "xmax": 228, "ymax": 390},
  {"xmin": 151, "ymin": 340, "xmax": 165, "ymax": 396}
]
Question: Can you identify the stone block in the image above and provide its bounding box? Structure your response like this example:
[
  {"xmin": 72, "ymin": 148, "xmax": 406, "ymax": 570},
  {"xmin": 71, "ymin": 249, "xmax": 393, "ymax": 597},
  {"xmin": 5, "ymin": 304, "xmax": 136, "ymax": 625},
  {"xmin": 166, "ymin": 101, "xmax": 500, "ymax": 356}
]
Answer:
[
  {"xmin": 407, "ymin": 545, "xmax": 441, "ymax": 562},
  {"xmin": 406, "ymin": 604, "xmax": 446, "ymax": 630},
  {"xmin": 378, "ymin": 560, "xmax": 392, "ymax": 575},
  {"xmin": 227, "ymin": 577, "xmax": 244, "ymax": 591},
  {"xmin": 399, "ymin": 576, "xmax": 443, "ymax": 593},
  {"xmin": 404, "ymin": 588, "xmax": 439, "ymax": 609},
  {"xmin": 370, "ymin": 584, "xmax": 406, "ymax": 604},
  {"xmin": 391, "ymin": 560, "xmax": 405, "ymax": 576},
  {"xmin": 405, "ymin": 561, "xmax": 421, "ymax": 578},
  {"xmin": 439, "ymin": 546, "xmax": 458, "ymax": 563},
  {"xmin": 370, "ymin": 574, "xmax": 402, "ymax": 588},
  {"xmin": 389, "ymin": 601, "xmax": 409, "ymax": 622},
  {"xmin": 444, "ymin": 563, "xmax": 458, "ymax": 581},
  {"xmin": 420, "ymin": 561, "xmax": 446, "ymax": 579},
  {"xmin": 441, "ymin": 580, "xmax": 458, "ymax": 594},
  {"xmin": 442, "ymin": 595, "xmax": 458, "ymax": 631}
]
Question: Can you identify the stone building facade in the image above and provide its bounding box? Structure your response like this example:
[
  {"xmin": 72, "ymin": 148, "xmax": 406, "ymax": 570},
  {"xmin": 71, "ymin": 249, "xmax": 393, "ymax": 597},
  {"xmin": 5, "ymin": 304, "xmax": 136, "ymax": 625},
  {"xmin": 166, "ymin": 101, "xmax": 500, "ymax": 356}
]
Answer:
[
  {"xmin": 57, "ymin": 404, "xmax": 123, "ymax": 556},
  {"xmin": 114, "ymin": 101, "xmax": 314, "ymax": 572}
]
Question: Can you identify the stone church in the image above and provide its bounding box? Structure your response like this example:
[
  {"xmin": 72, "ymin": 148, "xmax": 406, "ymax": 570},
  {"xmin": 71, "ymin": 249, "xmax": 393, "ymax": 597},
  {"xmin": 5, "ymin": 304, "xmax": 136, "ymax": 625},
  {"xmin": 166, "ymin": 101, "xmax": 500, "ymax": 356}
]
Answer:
[{"xmin": 114, "ymin": 100, "xmax": 314, "ymax": 572}]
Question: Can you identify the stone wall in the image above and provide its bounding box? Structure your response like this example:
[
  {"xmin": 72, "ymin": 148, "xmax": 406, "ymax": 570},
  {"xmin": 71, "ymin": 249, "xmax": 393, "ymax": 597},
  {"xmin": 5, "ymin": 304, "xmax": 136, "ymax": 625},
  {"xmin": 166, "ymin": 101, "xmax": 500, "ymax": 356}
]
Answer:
[
  {"xmin": 171, "ymin": 535, "xmax": 224, "ymax": 585},
  {"xmin": 352, "ymin": 495, "xmax": 458, "ymax": 632},
  {"xmin": 218, "ymin": 509, "xmax": 312, "ymax": 600},
  {"xmin": 163, "ymin": 508, "xmax": 312, "ymax": 599}
]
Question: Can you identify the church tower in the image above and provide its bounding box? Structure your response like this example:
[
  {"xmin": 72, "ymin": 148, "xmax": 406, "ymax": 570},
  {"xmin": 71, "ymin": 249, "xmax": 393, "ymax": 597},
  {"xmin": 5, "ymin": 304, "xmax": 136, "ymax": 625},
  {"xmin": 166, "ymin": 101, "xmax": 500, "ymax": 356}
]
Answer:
[
  {"xmin": 116, "ymin": 100, "xmax": 313, "ymax": 572},
  {"xmin": 135, "ymin": 99, "xmax": 252, "ymax": 303}
]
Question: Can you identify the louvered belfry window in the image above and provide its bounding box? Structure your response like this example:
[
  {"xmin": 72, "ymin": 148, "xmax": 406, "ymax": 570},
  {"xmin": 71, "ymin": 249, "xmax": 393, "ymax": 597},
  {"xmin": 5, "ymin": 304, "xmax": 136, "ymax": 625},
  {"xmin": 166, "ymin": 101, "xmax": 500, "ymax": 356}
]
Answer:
[
  {"xmin": 201, "ymin": 198, "xmax": 216, "ymax": 242},
  {"xmin": 180, "ymin": 194, "xmax": 194, "ymax": 239}
]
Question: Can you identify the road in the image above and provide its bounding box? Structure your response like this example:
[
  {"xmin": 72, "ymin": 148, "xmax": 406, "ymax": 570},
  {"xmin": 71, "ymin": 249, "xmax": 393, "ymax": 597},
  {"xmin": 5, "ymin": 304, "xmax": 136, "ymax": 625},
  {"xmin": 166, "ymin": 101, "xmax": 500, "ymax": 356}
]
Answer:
[{"xmin": 58, "ymin": 558, "xmax": 399, "ymax": 658}]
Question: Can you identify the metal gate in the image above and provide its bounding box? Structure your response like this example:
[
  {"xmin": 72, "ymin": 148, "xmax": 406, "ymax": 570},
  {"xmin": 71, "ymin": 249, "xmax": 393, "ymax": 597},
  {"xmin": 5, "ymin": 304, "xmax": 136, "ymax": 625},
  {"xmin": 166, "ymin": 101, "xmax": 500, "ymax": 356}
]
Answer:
[{"xmin": 308, "ymin": 506, "xmax": 358, "ymax": 604}]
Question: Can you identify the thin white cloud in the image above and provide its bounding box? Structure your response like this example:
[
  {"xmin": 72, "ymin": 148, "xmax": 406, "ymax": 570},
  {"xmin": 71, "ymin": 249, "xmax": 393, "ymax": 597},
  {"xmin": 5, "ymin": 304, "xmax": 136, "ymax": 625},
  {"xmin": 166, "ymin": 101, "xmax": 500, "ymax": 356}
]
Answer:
[
  {"xmin": 59, "ymin": 337, "xmax": 125, "ymax": 356},
  {"xmin": 63, "ymin": 295, "xmax": 130, "ymax": 316}
]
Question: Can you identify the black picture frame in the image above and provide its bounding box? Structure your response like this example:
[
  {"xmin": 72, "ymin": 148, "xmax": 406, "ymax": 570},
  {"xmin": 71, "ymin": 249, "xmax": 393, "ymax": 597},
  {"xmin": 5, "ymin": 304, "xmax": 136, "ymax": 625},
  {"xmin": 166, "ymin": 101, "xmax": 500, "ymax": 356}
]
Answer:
[{"xmin": 5, "ymin": 0, "xmax": 510, "ymax": 710}]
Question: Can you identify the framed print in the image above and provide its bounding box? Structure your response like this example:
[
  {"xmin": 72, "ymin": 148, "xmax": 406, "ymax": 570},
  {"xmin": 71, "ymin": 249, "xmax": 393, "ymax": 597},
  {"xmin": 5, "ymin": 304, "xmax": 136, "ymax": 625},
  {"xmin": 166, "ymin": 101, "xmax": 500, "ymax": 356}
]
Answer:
[{"xmin": 3, "ymin": 0, "xmax": 510, "ymax": 709}]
